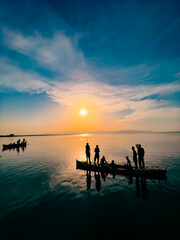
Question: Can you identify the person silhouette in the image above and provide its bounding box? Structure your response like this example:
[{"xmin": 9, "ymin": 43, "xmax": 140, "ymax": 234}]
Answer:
[
  {"xmin": 126, "ymin": 156, "xmax": 131, "ymax": 167},
  {"xmin": 94, "ymin": 145, "xmax": 100, "ymax": 165},
  {"xmin": 140, "ymin": 145, "xmax": 145, "ymax": 168},
  {"xmin": 136, "ymin": 144, "xmax": 141, "ymax": 168},
  {"xmin": 132, "ymin": 146, "xmax": 138, "ymax": 168},
  {"xmin": 85, "ymin": 143, "xmax": 91, "ymax": 164},
  {"xmin": 17, "ymin": 139, "xmax": 21, "ymax": 145}
]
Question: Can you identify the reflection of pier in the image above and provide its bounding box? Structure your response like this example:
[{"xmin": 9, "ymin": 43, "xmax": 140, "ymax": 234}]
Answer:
[
  {"xmin": 85, "ymin": 170, "xmax": 149, "ymax": 199},
  {"xmin": 127, "ymin": 176, "xmax": 149, "ymax": 199}
]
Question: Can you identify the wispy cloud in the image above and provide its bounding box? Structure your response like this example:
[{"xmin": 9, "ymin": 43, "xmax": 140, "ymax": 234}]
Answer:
[
  {"xmin": 3, "ymin": 28, "xmax": 87, "ymax": 75},
  {"xmin": 1, "ymin": 28, "xmax": 180, "ymax": 130}
]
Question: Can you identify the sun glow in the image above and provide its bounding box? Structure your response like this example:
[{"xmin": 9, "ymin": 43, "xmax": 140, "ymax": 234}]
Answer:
[{"xmin": 80, "ymin": 109, "xmax": 87, "ymax": 116}]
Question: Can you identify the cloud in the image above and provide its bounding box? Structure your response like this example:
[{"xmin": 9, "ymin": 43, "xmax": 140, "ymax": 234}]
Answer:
[
  {"xmin": 3, "ymin": 28, "xmax": 87, "ymax": 75},
  {"xmin": 1, "ymin": 28, "xmax": 180, "ymax": 130}
]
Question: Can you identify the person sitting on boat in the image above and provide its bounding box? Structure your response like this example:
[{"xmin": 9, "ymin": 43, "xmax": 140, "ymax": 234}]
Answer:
[
  {"xmin": 17, "ymin": 139, "xmax": 21, "ymax": 145},
  {"xmin": 132, "ymin": 146, "xmax": 138, "ymax": 169},
  {"xmin": 100, "ymin": 156, "xmax": 108, "ymax": 168},
  {"xmin": 126, "ymin": 156, "xmax": 132, "ymax": 168},
  {"xmin": 85, "ymin": 143, "xmax": 91, "ymax": 164},
  {"xmin": 110, "ymin": 160, "xmax": 116, "ymax": 168},
  {"xmin": 94, "ymin": 145, "xmax": 100, "ymax": 165}
]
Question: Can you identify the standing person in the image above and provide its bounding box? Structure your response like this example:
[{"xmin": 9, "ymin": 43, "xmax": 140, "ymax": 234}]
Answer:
[
  {"xmin": 94, "ymin": 145, "xmax": 100, "ymax": 165},
  {"xmin": 136, "ymin": 144, "xmax": 141, "ymax": 168},
  {"xmin": 140, "ymin": 145, "xmax": 145, "ymax": 168},
  {"xmin": 132, "ymin": 146, "xmax": 138, "ymax": 168},
  {"xmin": 17, "ymin": 139, "xmax": 21, "ymax": 145},
  {"xmin": 85, "ymin": 143, "xmax": 91, "ymax": 164}
]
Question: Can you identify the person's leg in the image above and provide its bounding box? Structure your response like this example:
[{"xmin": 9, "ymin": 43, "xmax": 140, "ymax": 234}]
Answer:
[
  {"xmin": 135, "ymin": 160, "xmax": 137, "ymax": 169},
  {"xmin": 142, "ymin": 157, "xmax": 145, "ymax": 168},
  {"xmin": 89, "ymin": 154, "xmax": 91, "ymax": 164},
  {"xmin": 97, "ymin": 156, "xmax": 99, "ymax": 165},
  {"xmin": 138, "ymin": 157, "xmax": 141, "ymax": 168}
]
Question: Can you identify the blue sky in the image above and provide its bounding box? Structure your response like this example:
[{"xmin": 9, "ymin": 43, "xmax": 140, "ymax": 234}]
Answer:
[{"xmin": 0, "ymin": 0, "xmax": 180, "ymax": 133}]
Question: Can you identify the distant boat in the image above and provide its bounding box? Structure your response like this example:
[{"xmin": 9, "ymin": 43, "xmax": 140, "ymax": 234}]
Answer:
[
  {"xmin": 2, "ymin": 141, "xmax": 27, "ymax": 149},
  {"xmin": 76, "ymin": 160, "xmax": 167, "ymax": 180}
]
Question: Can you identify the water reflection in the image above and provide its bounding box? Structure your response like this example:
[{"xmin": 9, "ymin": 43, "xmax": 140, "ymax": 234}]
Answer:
[
  {"xmin": 2, "ymin": 144, "xmax": 27, "ymax": 153},
  {"xmin": 85, "ymin": 170, "xmax": 150, "ymax": 199}
]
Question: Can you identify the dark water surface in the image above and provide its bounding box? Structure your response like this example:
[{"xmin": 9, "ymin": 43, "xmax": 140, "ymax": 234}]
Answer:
[{"xmin": 0, "ymin": 133, "xmax": 180, "ymax": 240}]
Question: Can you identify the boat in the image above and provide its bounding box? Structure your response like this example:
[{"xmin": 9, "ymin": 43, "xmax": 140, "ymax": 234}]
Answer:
[
  {"xmin": 76, "ymin": 160, "xmax": 167, "ymax": 180},
  {"xmin": 2, "ymin": 141, "xmax": 27, "ymax": 149}
]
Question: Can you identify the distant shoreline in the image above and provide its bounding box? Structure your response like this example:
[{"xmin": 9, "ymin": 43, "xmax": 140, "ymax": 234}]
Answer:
[{"xmin": 0, "ymin": 130, "xmax": 180, "ymax": 138}]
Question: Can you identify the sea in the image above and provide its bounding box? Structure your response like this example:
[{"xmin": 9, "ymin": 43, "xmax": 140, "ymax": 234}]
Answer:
[{"xmin": 0, "ymin": 133, "xmax": 180, "ymax": 240}]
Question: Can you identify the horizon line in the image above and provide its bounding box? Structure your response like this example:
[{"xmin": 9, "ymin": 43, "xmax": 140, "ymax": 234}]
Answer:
[{"xmin": 1, "ymin": 130, "xmax": 180, "ymax": 137}]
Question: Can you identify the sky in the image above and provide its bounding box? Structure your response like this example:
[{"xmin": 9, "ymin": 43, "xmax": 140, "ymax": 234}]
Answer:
[{"xmin": 0, "ymin": 0, "xmax": 180, "ymax": 134}]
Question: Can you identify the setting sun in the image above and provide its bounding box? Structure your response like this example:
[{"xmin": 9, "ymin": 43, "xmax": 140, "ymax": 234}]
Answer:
[{"xmin": 80, "ymin": 109, "xmax": 87, "ymax": 116}]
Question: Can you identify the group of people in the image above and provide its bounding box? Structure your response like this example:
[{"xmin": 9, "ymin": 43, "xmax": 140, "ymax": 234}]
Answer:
[
  {"xmin": 16, "ymin": 138, "xmax": 26, "ymax": 145},
  {"xmin": 85, "ymin": 143, "xmax": 108, "ymax": 166},
  {"xmin": 131, "ymin": 144, "xmax": 145, "ymax": 169},
  {"xmin": 85, "ymin": 142, "xmax": 145, "ymax": 169}
]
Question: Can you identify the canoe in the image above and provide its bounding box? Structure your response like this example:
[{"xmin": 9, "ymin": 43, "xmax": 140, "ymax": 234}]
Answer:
[
  {"xmin": 76, "ymin": 160, "xmax": 167, "ymax": 180},
  {"xmin": 2, "ymin": 142, "xmax": 27, "ymax": 149}
]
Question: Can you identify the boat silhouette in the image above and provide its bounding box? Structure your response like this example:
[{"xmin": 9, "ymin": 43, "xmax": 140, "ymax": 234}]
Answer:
[{"xmin": 76, "ymin": 160, "xmax": 167, "ymax": 180}]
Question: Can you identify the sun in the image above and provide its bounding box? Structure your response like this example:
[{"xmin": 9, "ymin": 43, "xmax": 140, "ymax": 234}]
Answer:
[{"xmin": 80, "ymin": 109, "xmax": 87, "ymax": 116}]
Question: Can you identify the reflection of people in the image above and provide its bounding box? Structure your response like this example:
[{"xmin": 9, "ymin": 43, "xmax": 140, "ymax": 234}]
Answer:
[
  {"xmin": 94, "ymin": 145, "xmax": 100, "ymax": 165},
  {"xmin": 141, "ymin": 177, "xmax": 148, "ymax": 199},
  {"xmin": 86, "ymin": 171, "xmax": 91, "ymax": 191},
  {"xmin": 127, "ymin": 175, "xmax": 133, "ymax": 185},
  {"xmin": 135, "ymin": 177, "xmax": 141, "ymax": 198},
  {"xmin": 94, "ymin": 172, "xmax": 101, "ymax": 192},
  {"xmin": 132, "ymin": 146, "xmax": 137, "ymax": 168},
  {"xmin": 101, "ymin": 171, "xmax": 108, "ymax": 181},
  {"xmin": 16, "ymin": 147, "xmax": 20, "ymax": 153},
  {"xmin": 85, "ymin": 143, "xmax": 91, "ymax": 164}
]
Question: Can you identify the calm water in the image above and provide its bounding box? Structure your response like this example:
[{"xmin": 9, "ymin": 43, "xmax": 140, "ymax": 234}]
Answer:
[{"xmin": 0, "ymin": 133, "xmax": 180, "ymax": 240}]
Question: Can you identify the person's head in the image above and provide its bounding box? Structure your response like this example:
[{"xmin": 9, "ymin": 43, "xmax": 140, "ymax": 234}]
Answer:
[
  {"xmin": 112, "ymin": 160, "xmax": 114, "ymax": 163},
  {"xmin": 126, "ymin": 156, "xmax": 129, "ymax": 160},
  {"xmin": 139, "ymin": 144, "xmax": 141, "ymax": 147},
  {"xmin": 132, "ymin": 146, "xmax": 134, "ymax": 150},
  {"xmin": 96, "ymin": 145, "xmax": 99, "ymax": 148},
  {"xmin": 86, "ymin": 143, "xmax": 89, "ymax": 146}
]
